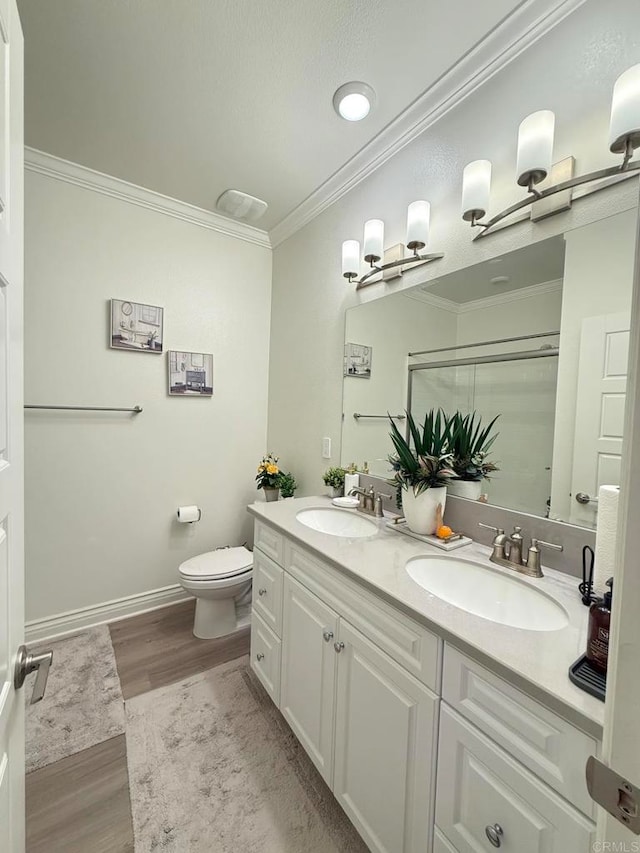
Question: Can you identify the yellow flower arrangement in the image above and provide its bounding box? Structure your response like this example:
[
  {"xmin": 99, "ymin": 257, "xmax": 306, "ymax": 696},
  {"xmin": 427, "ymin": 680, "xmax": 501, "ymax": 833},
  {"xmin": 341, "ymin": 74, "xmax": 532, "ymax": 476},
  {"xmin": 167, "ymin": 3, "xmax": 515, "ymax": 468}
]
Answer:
[{"xmin": 256, "ymin": 453, "xmax": 280, "ymax": 489}]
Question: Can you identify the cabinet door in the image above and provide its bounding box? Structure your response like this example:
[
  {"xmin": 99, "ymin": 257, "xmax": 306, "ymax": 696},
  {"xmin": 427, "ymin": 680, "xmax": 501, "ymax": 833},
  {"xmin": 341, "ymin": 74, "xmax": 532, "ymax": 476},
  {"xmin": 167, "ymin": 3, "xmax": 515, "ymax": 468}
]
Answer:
[
  {"xmin": 436, "ymin": 705, "xmax": 595, "ymax": 853},
  {"xmin": 280, "ymin": 575, "xmax": 339, "ymax": 785},
  {"xmin": 334, "ymin": 620, "xmax": 439, "ymax": 853}
]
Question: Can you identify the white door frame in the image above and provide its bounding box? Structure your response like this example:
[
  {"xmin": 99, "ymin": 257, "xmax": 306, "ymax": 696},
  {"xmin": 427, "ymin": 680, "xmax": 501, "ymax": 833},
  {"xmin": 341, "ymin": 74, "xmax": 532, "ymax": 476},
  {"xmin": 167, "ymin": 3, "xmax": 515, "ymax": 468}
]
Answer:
[{"xmin": 596, "ymin": 184, "xmax": 640, "ymax": 842}]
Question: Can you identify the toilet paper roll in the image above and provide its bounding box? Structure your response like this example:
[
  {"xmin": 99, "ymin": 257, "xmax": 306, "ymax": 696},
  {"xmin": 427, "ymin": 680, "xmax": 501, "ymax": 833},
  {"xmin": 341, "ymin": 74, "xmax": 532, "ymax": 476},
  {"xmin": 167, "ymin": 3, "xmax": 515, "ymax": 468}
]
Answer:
[
  {"xmin": 177, "ymin": 505, "xmax": 201, "ymax": 523},
  {"xmin": 593, "ymin": 485, "xmax": 619, "ymax": 594},
  {"xmin": 344, "ymin": 473, "xmax": 360, "ymax": 496}
]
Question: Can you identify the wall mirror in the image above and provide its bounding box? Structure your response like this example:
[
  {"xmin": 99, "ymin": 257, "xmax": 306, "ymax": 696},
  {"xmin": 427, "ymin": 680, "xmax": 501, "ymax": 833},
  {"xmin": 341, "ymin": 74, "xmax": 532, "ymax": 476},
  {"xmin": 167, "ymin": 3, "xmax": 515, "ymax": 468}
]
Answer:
[{"xmin": 341, "ymin": 206, "xmax": 638, "ymax": 530}]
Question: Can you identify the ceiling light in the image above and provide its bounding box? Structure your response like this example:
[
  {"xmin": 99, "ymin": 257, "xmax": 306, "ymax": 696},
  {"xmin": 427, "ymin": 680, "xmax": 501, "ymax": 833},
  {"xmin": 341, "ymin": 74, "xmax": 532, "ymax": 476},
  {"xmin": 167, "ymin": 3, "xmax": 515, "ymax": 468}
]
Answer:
[
  {"xmin": 333, "ymin": 82, "xmax": 376, "ymax": 122},
  {"xmin": 490, "ymin": 276, "xmax": 510, "ymax": 285},
  {"xmin": 461, "ymin": 63, "xmax": 640, "ymax": 238}
]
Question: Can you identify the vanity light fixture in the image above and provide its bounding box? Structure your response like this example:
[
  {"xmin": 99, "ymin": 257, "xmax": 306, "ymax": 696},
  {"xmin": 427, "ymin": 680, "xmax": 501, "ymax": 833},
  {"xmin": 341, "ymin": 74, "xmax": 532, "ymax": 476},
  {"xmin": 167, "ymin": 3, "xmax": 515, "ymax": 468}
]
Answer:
[
  {"xmin": 342, "ymin": 201, "xmax": 443, "ymax": 286},
  {"xmin": 462, "ymin": 63, "xmax": 640, "ymax": 239}
]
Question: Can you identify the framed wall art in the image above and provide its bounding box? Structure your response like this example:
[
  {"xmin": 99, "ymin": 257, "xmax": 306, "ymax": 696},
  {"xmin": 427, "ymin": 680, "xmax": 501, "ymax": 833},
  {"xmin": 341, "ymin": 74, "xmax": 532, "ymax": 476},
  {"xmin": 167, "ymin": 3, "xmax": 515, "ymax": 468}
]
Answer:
[
  {"xmin": 111, "ymin": 299, "xmax": 164, "ymax": 353},
  {"xmin": 168, "ymin": 351, "xmax": 214, "ymax": 396}
]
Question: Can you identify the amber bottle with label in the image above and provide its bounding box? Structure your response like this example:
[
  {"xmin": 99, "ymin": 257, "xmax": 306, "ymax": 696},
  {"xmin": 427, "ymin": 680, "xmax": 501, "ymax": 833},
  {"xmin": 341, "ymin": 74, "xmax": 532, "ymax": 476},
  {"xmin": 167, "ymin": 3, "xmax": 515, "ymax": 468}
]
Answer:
[{"xmin": 586, "ymin": 577, "xmax": 613, "ymax": 673}]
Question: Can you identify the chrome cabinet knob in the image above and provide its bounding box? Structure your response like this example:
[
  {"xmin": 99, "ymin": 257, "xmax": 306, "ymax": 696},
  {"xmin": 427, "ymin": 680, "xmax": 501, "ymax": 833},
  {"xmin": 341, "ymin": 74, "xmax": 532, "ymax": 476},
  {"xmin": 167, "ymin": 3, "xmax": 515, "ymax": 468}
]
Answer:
[
  {"xmin": 258, "ymin": 588, "xmax": 267, "ymax": 596},
  {"xmin": 485, "ymin": 824, "xmax": 504, "ymax": 848},
  {"xmin": 256, "ymin": 652, "xmax": 265, "ymax": 662},
  {"xmin": 334, "ymin": 641, "xmax": 345, "ymax": 653},
  {"xmin": 323, "ymin": 630, "xmax": 334, "ymax": 642}
]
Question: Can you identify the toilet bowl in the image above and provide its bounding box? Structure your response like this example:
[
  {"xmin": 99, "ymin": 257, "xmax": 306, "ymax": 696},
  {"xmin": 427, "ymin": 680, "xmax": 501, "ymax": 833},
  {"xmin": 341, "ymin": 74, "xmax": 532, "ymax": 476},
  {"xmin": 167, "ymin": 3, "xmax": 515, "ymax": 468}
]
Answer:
[{"xmin": 178, "ymin": 546, "xmax": 253, "ymax": 639}]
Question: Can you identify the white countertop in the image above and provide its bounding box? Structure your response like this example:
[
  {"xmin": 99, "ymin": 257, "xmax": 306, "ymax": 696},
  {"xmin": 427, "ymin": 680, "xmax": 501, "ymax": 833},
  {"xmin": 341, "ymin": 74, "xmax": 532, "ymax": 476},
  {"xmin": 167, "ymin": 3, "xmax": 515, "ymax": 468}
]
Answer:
[{"xmin": 248, "ymin": 495, "xmax": 604, "ymax": 737}]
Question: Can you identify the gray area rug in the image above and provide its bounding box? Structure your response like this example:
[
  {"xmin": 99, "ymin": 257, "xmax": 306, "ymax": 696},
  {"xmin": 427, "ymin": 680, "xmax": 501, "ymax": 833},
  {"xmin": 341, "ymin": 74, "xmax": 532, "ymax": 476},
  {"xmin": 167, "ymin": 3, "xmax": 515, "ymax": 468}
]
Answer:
[
  {"xmin": 26, "ymin": 625, "xmax": 125, "ymax": 773},
  {"xmin": 126, "ymin": 656, "xmax": 368, "ymax": 852}
]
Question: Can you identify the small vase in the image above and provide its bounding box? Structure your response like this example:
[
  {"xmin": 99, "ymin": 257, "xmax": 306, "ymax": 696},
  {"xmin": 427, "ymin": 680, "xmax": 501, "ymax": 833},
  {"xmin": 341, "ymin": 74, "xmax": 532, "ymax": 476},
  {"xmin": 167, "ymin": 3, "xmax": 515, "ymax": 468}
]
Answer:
[
  {"xmin": 448, "ymin": 479, "xmax": 482, "ymax": 501},
  {"xmin": 330, "ymin": 486, "xmax": 343, "ymax": 498},
  {"xmin": 263, "ymin": 487, "xmax": 280, "ymax": 502},
  {"xmin": 401, "ymin": 486, "xmax": 447, "ymax": 535}
]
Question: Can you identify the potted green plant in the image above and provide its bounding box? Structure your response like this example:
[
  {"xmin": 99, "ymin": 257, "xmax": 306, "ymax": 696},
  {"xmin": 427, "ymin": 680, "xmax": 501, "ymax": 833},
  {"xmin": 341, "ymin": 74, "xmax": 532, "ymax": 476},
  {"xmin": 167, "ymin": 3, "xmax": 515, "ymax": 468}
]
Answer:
[
  {"xmin": 323, "ymin": 466, "xmax": 346, "ymax": 498},
  {"xmin": 278, "ymin": 471, "xmax": 297, "ymax": 499},
  {"xmin": 448, "ymin": 411, "xmax": 500, "ymax": 500},
  {"xmin": 256, "ymin": 453, "xmax": 281, "ymax": 501},
  {"xmin": 388, "ymin": 409, "xmax": 455, "ymax": 534}
]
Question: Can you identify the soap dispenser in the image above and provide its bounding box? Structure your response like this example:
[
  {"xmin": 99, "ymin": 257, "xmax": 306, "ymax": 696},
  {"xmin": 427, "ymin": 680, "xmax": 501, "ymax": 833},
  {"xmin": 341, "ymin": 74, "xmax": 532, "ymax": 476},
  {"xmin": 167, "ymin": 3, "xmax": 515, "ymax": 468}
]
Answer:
[{"xmin": 586, "ymin": 578, "xmax": 613, "ymax": 673}]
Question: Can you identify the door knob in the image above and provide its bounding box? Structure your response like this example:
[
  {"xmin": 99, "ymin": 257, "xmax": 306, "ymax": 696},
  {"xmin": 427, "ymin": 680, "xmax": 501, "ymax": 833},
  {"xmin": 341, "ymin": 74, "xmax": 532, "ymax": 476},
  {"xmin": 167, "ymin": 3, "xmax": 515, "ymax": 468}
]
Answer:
[
  {"xmin": 323, "ymin": 630, "xmax": 334, "ymax": 642},
  {"xmin": 576, "ymin": 492, "xmax": 598, "ymax": 505},
  {"xmin": 256, "ymin": 652, "xmax": 265, "ymax": 662},
  {"xmin": 334, "ymin": 641, "xmax": 345, "ymax": 653},
  {"xmin": 258, "ymin": 588, "xmax": 267, "ymax": 596},
  {"xmin": 14, "ymin": 645, "xmax": 53, "ymax": 705}
]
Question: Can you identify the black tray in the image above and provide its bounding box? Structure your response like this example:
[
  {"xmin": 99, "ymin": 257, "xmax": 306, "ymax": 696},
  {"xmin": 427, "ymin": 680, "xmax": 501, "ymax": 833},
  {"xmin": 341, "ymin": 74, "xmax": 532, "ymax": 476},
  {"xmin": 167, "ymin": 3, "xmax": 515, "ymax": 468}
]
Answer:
[{"xmin": 569, "ymin": 654, "xmax": 606, "ymax": 702}]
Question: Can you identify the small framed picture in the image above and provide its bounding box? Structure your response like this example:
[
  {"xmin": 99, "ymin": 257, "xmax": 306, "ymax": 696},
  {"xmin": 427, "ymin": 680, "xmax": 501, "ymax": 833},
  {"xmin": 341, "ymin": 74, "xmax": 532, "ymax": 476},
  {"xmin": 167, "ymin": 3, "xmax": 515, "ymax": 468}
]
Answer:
[
  {"xmin": 168, "ymin": 351, "xmax": 214, "ymax": 396},
  {"xmin": 111, "ymin": 299, "xmax": 164, "ymax": 353},
  {"xmin": 344, "ymin": 342, "xmax": 372, "ymax": 378}
]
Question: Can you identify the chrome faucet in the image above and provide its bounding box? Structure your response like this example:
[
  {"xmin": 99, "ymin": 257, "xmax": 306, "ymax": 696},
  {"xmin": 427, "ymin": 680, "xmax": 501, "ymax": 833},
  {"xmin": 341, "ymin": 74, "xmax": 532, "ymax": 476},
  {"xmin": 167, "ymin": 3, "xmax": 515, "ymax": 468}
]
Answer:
[
  {"xmin": 478, "ymin": 523, "xmax": 563, "ymax": 578},
  {"xmin": 348, "ymin": 486, "xmax": 392, "ymax": 518}
]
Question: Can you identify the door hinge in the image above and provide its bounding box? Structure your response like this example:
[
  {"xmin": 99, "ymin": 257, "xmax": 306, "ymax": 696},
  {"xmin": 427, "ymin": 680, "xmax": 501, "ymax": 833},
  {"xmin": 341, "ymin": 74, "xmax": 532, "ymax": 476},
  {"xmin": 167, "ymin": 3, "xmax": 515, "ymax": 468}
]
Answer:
[{"xmin": 587, "ymin": 755, "xmax": 640, "ymax": 834}]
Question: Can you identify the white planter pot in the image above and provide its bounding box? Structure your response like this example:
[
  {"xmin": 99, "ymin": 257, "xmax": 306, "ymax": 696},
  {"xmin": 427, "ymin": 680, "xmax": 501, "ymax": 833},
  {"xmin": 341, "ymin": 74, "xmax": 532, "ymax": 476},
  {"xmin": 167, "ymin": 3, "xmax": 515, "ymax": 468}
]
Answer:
[
  {"xmin": 329, "ymin": 486, "xmax": 343, "ymax": 498},
  {"xmin": 401, "ymin": 486, "xmax": 447, "ymax": 535},
  {"xmin": 448, "ymin": 479, "xmax": 482, "ymax": 501}
]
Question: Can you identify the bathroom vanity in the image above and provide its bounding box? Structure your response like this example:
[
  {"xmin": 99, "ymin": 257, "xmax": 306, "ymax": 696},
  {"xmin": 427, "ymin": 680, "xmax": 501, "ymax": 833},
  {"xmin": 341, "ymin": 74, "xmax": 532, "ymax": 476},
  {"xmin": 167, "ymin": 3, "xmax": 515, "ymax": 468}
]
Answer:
[{"xmin": 247, "ymin": 496, "xmax": 602, "ymax": 853}]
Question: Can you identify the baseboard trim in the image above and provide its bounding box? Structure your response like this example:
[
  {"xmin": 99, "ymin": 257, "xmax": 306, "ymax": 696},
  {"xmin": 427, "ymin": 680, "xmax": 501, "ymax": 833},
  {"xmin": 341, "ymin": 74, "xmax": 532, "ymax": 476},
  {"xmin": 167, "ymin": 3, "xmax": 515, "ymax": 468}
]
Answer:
[{"xmin": 25, "ymin": 584, "xmax": 192, "ymax": 644}]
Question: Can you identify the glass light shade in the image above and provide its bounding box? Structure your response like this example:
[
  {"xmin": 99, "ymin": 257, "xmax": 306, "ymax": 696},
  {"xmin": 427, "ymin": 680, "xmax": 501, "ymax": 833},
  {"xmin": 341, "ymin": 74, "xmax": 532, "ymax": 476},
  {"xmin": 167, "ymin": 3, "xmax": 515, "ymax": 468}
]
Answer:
[
  {"xmin": 516, "ymin": 110, "xmax": 555, "ymax": 187},
  {"xmin": 342, "ymin": 240, "xmax": 360, "ymax": 279},
  {"xmin": 609, "ymin": 64, "xmax": 640, "ymax": 153},
  {"xmin": 461, "ymin": 160, "xmax": 492, "ymax": 221},
  {"xmin": 406, "ymin": 201, "xmax": 430, "ymax": 250},
  {"xmin": 339, "ymin": 93, "xmax": 371, "ymax": 121},
  {"xmin": 363, "ymin": 219, "xmax": 384, "ymax": 263}
]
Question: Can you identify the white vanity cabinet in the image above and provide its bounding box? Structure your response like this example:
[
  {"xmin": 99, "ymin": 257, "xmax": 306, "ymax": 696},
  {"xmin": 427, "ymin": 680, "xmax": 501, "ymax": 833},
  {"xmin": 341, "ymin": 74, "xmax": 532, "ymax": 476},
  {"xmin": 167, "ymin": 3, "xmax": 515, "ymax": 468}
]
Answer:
[
  {"xmin": 251, "ymin": 524, "xmax": 440, "ymax": 853},
  {"xmin": 249, "ymin": 516, "xmax": 599, "ymax": 853}
]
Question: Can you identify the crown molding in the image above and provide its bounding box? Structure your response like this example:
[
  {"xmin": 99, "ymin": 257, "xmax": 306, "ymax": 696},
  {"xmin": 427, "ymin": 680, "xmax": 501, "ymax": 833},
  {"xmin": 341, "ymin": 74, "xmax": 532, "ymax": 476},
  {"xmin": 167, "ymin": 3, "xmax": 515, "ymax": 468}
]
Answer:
[
  {"xmin": 405, "ymin": 277, "xmax": 562, "ymax": 314},
  {"xmin": 24, "ymin": 147, "xmax": 272, "ymax": 250},
  {"xmin": 269, "ymin": 0, "xmax": 586, "ymax": 248},
  {"xmin": 456, "ymin": 277, "xmax": 563, "ymax": 313}
]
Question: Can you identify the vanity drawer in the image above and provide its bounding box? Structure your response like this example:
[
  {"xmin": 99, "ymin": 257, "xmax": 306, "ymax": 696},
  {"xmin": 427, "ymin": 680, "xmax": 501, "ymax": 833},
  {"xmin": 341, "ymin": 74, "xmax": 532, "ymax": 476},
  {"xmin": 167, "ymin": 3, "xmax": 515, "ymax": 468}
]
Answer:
[
  {"xmin": 250, "ymin": 610, "xmax": 281, "ymax": 707},
  {"xmin": 286, "ymin": 540, "xmax": 441, "ymax": 691},
  {"xmin": 442, "ymin": 646, "xmax": 597, "ymax": 816},
  {"xmin": 254, "ymin": 520, "xmax": 284, "ymax": 566},
  {"xmin": 252, "ymin": 549, "xmax": 284, "ymax": 637},
  {"xmin": 433, "ymin": 828, "xmax": 458, "ymax": 853},
  {"xmin": 436, "ymin": 705, "xmax": 595, "ymax": 853}
]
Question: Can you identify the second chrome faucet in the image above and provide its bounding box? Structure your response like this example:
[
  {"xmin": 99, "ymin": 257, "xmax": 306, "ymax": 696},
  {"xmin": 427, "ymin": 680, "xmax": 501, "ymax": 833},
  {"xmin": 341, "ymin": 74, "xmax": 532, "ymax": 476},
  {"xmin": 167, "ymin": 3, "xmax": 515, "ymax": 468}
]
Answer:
[{"xmin": 478, "ymin": 522, "xmax": 563, "ymax": 578}]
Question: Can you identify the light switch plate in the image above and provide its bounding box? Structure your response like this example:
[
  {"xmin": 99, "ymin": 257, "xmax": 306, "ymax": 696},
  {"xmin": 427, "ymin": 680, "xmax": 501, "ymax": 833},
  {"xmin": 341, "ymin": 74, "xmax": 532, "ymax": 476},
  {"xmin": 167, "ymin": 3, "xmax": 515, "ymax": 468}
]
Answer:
[{"xmin": 322, "ymin": 437, "xmax": 331, "ymax": 459}]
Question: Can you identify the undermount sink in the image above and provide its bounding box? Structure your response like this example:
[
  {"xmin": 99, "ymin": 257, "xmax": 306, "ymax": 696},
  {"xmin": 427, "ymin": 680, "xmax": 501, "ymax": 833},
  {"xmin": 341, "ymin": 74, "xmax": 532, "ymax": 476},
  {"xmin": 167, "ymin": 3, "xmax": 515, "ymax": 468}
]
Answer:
[
  {"xmin": 296, "ymin": 507, "xmax": 378, "ymax": 538},
  {"xmin": 406, "ymin": 556, "xmax": 569, "ymax": 631}
]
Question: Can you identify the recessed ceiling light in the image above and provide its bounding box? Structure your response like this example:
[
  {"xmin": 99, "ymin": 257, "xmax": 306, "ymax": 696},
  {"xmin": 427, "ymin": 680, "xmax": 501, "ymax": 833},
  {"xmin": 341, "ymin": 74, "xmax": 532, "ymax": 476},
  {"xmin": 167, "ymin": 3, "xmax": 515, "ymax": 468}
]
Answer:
[
  {"xmin": 490, "ymin": 275, "xmax": 510, "ymax": 285},
  {"xmin": 333, "ymin": 82, "xmax": 376, "ymax": 122}
]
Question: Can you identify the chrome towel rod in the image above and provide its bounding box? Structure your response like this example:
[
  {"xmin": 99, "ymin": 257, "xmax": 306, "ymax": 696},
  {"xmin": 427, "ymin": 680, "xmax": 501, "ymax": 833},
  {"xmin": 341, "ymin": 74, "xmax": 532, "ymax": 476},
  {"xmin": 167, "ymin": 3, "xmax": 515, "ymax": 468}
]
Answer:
[
  {"xmin": 353, "ymin": 413, "xmax": 405, "ymax": 420},
  {"xmin": 25, "ymin": 404, "xmax": 143, "ymax": 414}
]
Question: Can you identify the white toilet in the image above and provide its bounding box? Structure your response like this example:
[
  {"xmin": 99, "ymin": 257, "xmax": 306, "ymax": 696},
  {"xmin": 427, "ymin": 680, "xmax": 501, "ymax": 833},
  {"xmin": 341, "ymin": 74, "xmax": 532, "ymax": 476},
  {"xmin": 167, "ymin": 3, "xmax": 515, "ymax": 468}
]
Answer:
[{"xmin": 178, "ymin": 546, "xmax": 253, "ymax": 639}]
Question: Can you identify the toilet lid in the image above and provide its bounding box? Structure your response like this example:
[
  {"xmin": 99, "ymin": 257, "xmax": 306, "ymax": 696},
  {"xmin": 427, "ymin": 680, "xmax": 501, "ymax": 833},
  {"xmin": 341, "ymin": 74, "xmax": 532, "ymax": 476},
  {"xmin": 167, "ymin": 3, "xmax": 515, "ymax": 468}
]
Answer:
[{"xmin": 179, "ymin": 546, "xmax": 253, "ymax": 580}]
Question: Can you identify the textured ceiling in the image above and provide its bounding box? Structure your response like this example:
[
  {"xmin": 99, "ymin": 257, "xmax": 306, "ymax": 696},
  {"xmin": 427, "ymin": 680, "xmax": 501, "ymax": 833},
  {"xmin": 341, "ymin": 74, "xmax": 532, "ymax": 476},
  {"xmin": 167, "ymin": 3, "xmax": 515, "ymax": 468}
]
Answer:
[{"xmin": 18, "ymin": 0, "xmax": 524, "ymax": 231}]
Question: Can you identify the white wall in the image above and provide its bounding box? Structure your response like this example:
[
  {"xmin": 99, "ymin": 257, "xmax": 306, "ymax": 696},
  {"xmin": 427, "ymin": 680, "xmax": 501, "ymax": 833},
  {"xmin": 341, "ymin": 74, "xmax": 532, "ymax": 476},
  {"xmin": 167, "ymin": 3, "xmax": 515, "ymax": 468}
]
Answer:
[
  {"xmin": 24, "ymin": 171, "xmax": 272, "ymax": 622},
  {"xmin": 550, "ymin": 209, "xmax": 637, "ymax": 522},
  {"xmin": 267, "ymin": 0, "xmax": 640, "ymax": 497}
]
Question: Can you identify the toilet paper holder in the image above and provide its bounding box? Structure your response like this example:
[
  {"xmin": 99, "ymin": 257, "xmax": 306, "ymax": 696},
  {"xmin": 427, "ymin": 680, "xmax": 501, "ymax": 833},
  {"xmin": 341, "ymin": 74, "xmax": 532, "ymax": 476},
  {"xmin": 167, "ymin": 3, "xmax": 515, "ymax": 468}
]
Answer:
[{"xmin": 176, "ymin": 506, "xmax": 202, "ymax": 523}]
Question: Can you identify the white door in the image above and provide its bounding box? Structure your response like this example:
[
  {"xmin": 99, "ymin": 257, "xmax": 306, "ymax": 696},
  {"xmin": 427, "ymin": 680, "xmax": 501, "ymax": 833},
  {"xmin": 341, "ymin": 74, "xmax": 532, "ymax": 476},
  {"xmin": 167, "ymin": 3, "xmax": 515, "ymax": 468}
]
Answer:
[
  {"xmin": 333, "ymin": 620, "xmax": 438, "ymax": 853},
  {"xmin": 0, "ymin": 0, "xmax": 24, "ymax": 850},
  {"xmin": 570, "ymin": 312, "xmax": 629, "ymax": 526},
  {"xmin": 280, "ymin": 576, "xmax": 338, "ymax": 785},
  {"xmin": 593, "ymin": 199, "xmax": 640, "ymax": 844}
]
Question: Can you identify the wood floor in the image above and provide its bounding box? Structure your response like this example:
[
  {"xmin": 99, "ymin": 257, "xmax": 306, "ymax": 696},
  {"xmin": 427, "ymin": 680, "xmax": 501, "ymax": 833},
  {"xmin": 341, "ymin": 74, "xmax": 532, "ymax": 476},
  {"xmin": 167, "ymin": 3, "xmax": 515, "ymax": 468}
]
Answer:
[
  {"xmin": 26, "ymin": 735, "xmax": 134, "ymax": 853},
  {"xmin": 108, "ymin": 599, "xmax": 250, "ymax": 699},
  {"xmin": 26, "ymin": 600, "xmax": 251, "ymax": 851}
]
